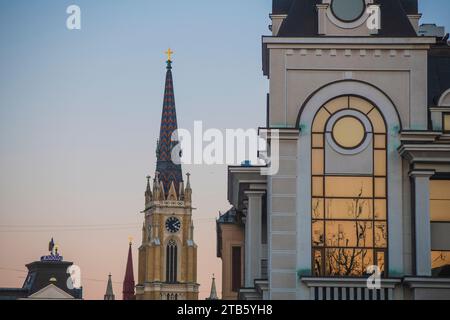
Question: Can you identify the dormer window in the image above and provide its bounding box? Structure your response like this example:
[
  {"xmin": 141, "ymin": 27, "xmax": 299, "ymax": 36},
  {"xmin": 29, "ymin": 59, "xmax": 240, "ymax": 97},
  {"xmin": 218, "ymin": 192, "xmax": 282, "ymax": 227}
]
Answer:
[{"xmin": 331, "ymin": 0, "xmax": 365, "ymax": 22}]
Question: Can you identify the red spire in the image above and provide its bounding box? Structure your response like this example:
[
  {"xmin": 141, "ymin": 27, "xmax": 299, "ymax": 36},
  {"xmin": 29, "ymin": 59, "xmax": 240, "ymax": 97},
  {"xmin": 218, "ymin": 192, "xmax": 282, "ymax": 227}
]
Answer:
[{"xmin": 123, "ymin": 241, "xmax": 135, "ymax": 300}]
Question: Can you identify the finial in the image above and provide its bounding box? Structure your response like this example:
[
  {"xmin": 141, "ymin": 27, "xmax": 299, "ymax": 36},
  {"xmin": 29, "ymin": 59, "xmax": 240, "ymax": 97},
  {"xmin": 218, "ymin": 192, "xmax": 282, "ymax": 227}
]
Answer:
[
  {"xmin": 146, "ymin": 175, "xmax": 151, "ymax": 183},
  {"xmin": 186, "ymin": 173, "xmax": 191, "ymax": 188},
  {"xmin": 165, "ymin": 48, "xmax": 174, "ymax": 69},
  {"xmin": 165, "ymin": 48, "xmax": 174, "ymax": 62},
  {"xmin": 48, "ymin": 237, "xmax": 55, "ymax": 254},
  {"xmin": 128, "ymin": 236, "xmax": 133, "ymax": 245}
]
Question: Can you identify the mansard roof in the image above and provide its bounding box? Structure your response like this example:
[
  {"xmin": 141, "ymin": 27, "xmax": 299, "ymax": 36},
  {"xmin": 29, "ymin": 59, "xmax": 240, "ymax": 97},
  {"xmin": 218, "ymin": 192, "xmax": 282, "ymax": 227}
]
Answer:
[
  {"xmin": 272, "ymin": 0, "xmax": 294, "ymax": 14},
  {"xmin": 400, "ymin": 0, "xmax": 419, "ymax": 15},
  {"xmin": 276, "ymin": 0, "xmax": 417, "ymax": 37}
]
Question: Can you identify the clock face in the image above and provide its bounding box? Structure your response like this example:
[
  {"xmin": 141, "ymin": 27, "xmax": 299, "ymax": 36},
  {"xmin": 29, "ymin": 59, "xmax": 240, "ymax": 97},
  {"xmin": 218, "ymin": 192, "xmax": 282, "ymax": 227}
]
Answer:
[
  {"xmin": 165, "ymin": 217, "xmax": 181, "ymax": 233},
  {"xmin": 331, "ymin": 0, "xmax": 365, "ymax": 22}
]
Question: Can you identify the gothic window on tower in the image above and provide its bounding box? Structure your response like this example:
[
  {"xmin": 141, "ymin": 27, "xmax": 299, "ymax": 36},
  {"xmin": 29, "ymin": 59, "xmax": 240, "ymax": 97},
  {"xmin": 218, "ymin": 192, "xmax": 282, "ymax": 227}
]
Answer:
[
  {"xmin": 311, "ymin": 95, "xmax": 388, "ymax": 277},
  {"xmin": 166, "ymin": 239, "xmax": 178, "ymax": 283}
]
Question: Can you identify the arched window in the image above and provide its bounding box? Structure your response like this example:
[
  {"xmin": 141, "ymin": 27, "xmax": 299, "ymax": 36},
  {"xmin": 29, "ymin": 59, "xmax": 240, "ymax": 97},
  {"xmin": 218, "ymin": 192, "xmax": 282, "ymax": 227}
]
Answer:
[
  {"xmin": 166, "ymin": 239, "xmax": 178, "ymax": 283},
  {"xmin": 311, "ymin": 96, "xmax": 388, "ymax": 277}
]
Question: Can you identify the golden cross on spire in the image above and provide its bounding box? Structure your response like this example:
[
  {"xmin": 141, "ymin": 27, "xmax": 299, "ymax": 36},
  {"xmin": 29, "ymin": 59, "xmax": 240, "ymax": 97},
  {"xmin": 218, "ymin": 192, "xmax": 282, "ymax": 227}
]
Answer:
[{"xmin": 165, "ymin": 48, "xmax": 174, "ymax": 61}]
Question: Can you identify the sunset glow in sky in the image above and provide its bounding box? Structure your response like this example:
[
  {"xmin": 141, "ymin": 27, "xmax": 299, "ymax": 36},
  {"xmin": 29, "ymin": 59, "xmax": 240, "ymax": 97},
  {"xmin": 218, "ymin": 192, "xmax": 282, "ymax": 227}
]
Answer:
[{"xmin": 1, "ymin": 0, "xmax": 449, "ymax": 300}]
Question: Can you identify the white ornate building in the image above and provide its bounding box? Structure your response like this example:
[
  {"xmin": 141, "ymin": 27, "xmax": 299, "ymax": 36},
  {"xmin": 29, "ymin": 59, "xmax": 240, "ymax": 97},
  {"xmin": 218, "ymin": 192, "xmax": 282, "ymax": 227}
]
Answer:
[{"xmin": 217, "ymin": 0, "xmax": 450, "ymax": 300}]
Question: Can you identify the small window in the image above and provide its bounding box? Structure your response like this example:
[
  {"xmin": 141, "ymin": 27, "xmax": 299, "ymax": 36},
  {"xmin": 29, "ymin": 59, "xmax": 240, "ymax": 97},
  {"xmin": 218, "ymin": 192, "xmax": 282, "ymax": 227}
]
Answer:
[
  {"xmin": 166, "ymin": 240, "xmax": 178, "ymax": 283},
  {"xmin": 231, "ymin": 247, "xmax": 242, "ymax": 292}
]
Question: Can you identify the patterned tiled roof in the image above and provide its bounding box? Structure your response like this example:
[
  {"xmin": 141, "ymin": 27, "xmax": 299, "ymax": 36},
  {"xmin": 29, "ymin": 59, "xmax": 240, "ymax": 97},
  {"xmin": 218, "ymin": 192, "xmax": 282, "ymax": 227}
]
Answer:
[{"xmin": 156, "ymin": 60, "xmax": 183, "ymax": 195}]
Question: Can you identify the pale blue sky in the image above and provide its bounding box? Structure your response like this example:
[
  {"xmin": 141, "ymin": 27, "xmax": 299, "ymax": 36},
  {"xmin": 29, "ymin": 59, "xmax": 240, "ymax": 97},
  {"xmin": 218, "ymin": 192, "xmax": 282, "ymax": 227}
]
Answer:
[{"xmin": 0, "ymin": 0, "xmax": 449, "ymax": 300}]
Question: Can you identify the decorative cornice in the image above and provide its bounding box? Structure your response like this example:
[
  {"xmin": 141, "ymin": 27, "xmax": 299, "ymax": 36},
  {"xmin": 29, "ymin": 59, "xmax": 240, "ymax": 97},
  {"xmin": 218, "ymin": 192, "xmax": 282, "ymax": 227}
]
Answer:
[
  {"xmin": 301, "ymin": 277, "xmax": 401, "ymax": 289},
  {"xmin": 269, "ymin": 14, "xmax": 288, "ymax": 19},
  {"xmin": 409, "ymin": 170, "xmax": 436, "ymax": 178},
  {"xmin": 244, "ymin": 190, "xmax": 266, "ymax": 197},
  {"xmin": 403, "ymin": 277, "xmax": 450, "ymax": 289},
  {"xmin": 399, "ymin": 131, "xmax": 442, "ymax": 143},
  {"xmin": 259, "ymin": 127, "xmax": 300, "ymax": 141},
  {"xmin": 262, "ymin": 36, "xmax": 436, "ymax": 46}
]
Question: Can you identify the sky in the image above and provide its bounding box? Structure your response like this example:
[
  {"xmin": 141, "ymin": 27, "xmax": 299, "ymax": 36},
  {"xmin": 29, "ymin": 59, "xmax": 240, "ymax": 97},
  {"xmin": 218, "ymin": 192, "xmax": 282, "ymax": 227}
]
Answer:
[{"xmin": 0, "ymin": 0, "xmax": 449, "ymax": 300}]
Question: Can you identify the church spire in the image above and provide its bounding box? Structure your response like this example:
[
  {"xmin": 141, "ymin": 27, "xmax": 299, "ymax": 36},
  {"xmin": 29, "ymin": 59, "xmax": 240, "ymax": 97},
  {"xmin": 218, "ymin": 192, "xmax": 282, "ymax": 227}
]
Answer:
[
  {"xmin": 104, "ymin": 274, "xmax": 115, "ymax": 300},
  {"xmin": 122, "ymin": 240, "xmax": 135, "ymax": 300},
  {"xmin": 155, "ymin": 49, "xmax": 183, "ymax": 196},
  {"xmin": 206, "ymin": 274, "xmax": 219, "ymax": 300}
]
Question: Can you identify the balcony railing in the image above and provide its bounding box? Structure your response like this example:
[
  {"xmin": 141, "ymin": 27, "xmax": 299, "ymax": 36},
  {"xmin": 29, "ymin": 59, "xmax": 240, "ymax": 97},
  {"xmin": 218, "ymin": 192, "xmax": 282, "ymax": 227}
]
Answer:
[{"xmin": 301, "ymin": 277, "xmax": 401, "ymax": 301}]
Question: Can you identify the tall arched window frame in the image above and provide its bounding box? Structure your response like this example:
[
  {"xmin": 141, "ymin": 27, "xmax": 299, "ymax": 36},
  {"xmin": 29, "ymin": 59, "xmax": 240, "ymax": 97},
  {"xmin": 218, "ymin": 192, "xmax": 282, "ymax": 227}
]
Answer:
[
  {"xmin": 166, "ymin": 239, "xmax": 178, "ymax": 283},
  {"xmin": 311, "ymin": 95, "xmax": 388, "ymax": 277}
]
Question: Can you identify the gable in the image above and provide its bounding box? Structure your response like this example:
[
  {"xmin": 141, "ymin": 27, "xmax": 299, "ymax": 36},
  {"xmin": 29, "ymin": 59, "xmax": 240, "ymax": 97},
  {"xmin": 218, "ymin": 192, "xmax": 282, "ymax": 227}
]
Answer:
[{"xmin": 26, "ymin": 284, "xmax": 76, "ymax": 300}]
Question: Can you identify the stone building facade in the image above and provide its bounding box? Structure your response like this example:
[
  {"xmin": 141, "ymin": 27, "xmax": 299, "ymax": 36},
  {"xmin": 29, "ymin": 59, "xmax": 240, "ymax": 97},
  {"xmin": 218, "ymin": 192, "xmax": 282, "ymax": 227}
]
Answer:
[{"xmin": 217, "ymin": 0, "xmax": 450, "ymax": 300}]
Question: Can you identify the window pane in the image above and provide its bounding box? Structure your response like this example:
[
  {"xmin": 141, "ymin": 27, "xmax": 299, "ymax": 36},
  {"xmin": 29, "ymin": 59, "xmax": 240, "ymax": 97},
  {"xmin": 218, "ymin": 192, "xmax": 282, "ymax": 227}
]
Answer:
[
  {"xmin": 332, "ymin": 116, "xmax": 366, "ymax": 149},
  {"xmin": 430, "ymin": 181, "xmax": 450, "ymax": 222},
  {"xmin": 324, "ymin": 96, "xmax": 348, "ymax": 114},
  {"xmin": 430, "ymin": 200, "xmax": 450, "ymax": 222},
  {"xmin": 350, "ymin": 96, "xmax": 374, "ymax": 115},
  {"xmin": 375, "ymin": 222, "xmax": 388, "ymax": 248},
  {"xmin": 325, "ymin": 177, "xmax": 373, "ymax": 198},
  {"xmin": 325, "ymin": 198, "xmax": 373, "ymax": 220},
  {"xmin": 367, "ymin": 108, "xmax": 386, "ymax": 133},
  {"xmin": 325, "ymin": 248, "xmax": 373, "ymax": 276},
  {"xmin": 374, "ymin": 151, "xmax": 386, "ymax": 176},
  {"xmin": 325, "ymin": 220, "xmax": 373, "ymax": 247},
  {"xmin": 430, "ymin": 180, "xmax": 450, "ymax": 200},
  {"xmin": 374, "ymin": 200, "xmax": 387, "ymax": 220},
  {"xmin": 374, "ymin": 134, "xmax": 386, "ymax": 149},
  {"xmin": 313, "ymin": 250, "xmax": 323, "ymax": 276},
  {"xmin": 312, "ymin": 134, "xmax": 324, "ymax": 148},
  {"xmin": 312, "ymin": 220, "xmax": 325, "ymax": 247},
  {"xmin": 312, "ymin": 198, "xmax": 324, "ymax": 219},
  {"xmin": 444, "ymin": 114, "xmax": 450, "ymax": 132},
  {"xmin": 313, "ymin": 177, "xmax": 324, "ymax": 197},
  {"xmin": 375, "ymin": 178, "xmax": 386, "ymax": 198},
  {"xmin": 377, "ymin": 251, "xmax": 386, "ymax": 275},
  {"xmin": 431, "ymin": 251, "xmax": 450, "ymax": 277},
  {"xmin": 312, "ymin": 149, "xmax": 324, "ymax": 175},
  {"xmin": 313, "ymin": 108, "xmax": 331, "ymax": 133}
]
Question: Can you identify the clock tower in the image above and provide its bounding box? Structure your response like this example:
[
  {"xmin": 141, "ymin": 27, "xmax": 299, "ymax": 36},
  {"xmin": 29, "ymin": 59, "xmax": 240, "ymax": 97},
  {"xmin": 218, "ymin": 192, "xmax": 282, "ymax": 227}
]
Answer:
[{"xmin": 136, "ymin": 52, "xmax": 199, "ymax": 300}]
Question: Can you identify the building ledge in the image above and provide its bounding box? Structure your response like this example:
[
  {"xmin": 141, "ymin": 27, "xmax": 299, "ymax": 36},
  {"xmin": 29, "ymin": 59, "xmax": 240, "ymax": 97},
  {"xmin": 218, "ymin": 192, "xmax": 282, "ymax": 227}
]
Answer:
[
  {"xmin": 301, "ymin": 277, "xmax": 401, "ymax": 289},
  {"xmin": 399, "ymin": 131, "xmax": 443, "ymax": 143},
  {"xmin": 403, "ymin": 277, "xmax": 450, "ymax": 289}
]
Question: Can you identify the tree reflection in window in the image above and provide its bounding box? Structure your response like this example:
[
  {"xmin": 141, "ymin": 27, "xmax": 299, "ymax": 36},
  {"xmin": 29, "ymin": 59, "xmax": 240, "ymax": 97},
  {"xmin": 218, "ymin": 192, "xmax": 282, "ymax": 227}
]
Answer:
[{"xmin": 311, "ymin": 96, "xmax": 388, "ymax": 277}]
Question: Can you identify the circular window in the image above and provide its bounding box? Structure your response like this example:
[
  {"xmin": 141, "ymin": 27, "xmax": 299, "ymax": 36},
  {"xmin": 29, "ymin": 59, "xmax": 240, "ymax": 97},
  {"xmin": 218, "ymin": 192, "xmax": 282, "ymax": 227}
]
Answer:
[
  {"xmin": 331, "ymin": 0, "xmax": 366, "ymax": 22},
  {"xmin": 332, "ymin": 116, "xmax": 366, "ymax": 149}
]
